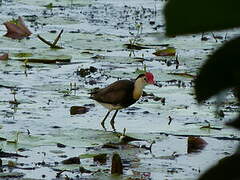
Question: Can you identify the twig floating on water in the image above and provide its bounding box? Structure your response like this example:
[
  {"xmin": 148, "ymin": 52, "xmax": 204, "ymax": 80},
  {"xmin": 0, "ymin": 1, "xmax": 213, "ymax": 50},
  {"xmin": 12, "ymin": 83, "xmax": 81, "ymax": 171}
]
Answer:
[{"xmin": 168, "ymin": 116, "xmax": 173, "ymax": 125}]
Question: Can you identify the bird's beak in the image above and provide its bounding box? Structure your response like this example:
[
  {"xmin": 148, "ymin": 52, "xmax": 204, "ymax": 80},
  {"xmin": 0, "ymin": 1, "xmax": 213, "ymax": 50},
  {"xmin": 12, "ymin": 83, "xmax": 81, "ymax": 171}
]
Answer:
[
  {"xmin": 154, "ymin": 82, "xmax": 162, "ymax": 87},
  {"xmin": 148, "ymin": 79, "xmax": 156, "ymax": 84}
]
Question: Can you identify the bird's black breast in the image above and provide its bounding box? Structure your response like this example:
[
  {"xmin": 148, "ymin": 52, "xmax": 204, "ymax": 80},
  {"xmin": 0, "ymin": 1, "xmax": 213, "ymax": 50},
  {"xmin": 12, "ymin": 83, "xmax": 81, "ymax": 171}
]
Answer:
[{"xmin": 90, "ymin": 80, "xmax": 137, "ymax": 108}]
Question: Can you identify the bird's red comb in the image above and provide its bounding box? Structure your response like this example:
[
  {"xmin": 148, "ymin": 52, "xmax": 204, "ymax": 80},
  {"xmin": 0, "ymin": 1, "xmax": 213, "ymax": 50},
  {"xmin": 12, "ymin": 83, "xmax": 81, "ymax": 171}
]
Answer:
[{"xmin": 145, "ymin": 72, "xmax": 155, "ymax": 84}]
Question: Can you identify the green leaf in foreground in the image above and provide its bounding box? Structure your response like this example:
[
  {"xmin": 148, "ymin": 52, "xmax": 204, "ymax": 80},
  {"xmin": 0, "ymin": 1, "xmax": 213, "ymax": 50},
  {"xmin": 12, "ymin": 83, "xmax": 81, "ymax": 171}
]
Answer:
[
  {"xmin": 226, "ymin": 115, "xmax": 240, "ymax": 130},
  {"xmin": 164, "ymin": 0, "xmax": 240, "ymax": 36},
  {"xmin": 195, "ymin": 37, "xmax": 240, "ymax": 103},
  {"xmin": 198, "ymin": 154, "xmax": 240, "ymax": 180}
]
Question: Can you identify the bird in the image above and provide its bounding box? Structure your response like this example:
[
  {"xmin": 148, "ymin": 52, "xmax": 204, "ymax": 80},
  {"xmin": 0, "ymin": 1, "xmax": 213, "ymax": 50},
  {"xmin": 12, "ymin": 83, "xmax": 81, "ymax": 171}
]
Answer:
[{"xmin": 90, "ymin": 72, "xmax": 155, "ymax": 131}]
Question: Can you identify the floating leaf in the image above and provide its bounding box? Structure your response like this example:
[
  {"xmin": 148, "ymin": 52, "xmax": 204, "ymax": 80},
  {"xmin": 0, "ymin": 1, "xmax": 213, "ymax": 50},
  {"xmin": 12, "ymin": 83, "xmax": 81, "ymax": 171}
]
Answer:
[
  {"xmin": 4, "ymin": 16, "xmax": 31, "ymax": 39},
  {"xmin": 0, "ymin": 172, "xmax": 25, "ymax": 178},
  {"xmin": 7, "ymin": 160, "xmax": 17, "ymax": 168},
  {"xmin": 70, "ymin": 106, "xmax": 89, "ymax": 115},
  {"xmin": 0, "ymin": 53, "xmax": 9, "ymax": 61},
  {"xmin": 44, "ymin": 3, "xmax": 53, "ymax": 9},
  {"xmin": 153, "ymin": 47, "xmax": 176, "ymax": 56},
  {"xmin": 0, "ymin": 151, "xmax": 27, "ymax": 158},
  {"xmin": 168, "ymin": 72, "xmax": 196, "ymax": 78},
  {"xmin": 102, "ymin": 142, "xmax": 139, "ymax": 149},
  {"xmin": 14, "ymin": 52, "xmax": 33, "ymax": 58},
  {"xmin": 56, "ymin": 143, "xmax": 66, "ymax": 148},
  {"xmin": 76, "ymin": 66, "xmax": 97, "ymax": 77},
  {"xmin": 79, "ymin": 153, "xmax": 96, "ymax": 159},
  {"xmin": 200, "ymin": 123, "xmax": 222, "ymax": 131},
  {"xmin": 164, "ymin": 0, "xmax": 240, "ymax": 36},
  {"xmin": 116, "ymin": 128, "xmax": 145, "ymax": 144},
  {"xmin": 124, "ymin": 43, "xmax": 149, "ymax": 50},
  {"xmin": 62, "ymin": 157, "xmax": 80, "ymax": 165},
  {"xmin": 187, "ymin": 136, "xmax": 207, "ymax": 153},
  {"xmin": 12, "ymin": 55, "xmax": 72, "ymax": 64},
  {"xmin": 195, "ymin": 37, "xmax": 240, "ymax": 103},
  {"xmin": 93, "ymin": 153, "xmax": 107, "ymax": 164},
  {"xmin": 79, "ymin": 166, "xmax": 92, "ymax": 174},
  {"xmin": 111, "ymin": 153, "xmax": 123, "ymax": 175},
  {"xmin": 0, "ymin": 137, "xmax": 7, "ymax": 141}
]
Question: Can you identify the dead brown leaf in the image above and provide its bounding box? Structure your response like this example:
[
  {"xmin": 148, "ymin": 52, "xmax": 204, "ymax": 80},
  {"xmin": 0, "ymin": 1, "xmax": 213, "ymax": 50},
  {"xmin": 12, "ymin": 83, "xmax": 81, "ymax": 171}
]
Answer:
[
  {"xmin": 0, "ymin": 53, "xmax": 9, "ymax": 60},
  {"xmin": 187, "ymin": 136, "xmax": 207, "ymax": 153},
  {"xmin": 4, "ymin": 16, "xmax": 31, "ymax": 39}
]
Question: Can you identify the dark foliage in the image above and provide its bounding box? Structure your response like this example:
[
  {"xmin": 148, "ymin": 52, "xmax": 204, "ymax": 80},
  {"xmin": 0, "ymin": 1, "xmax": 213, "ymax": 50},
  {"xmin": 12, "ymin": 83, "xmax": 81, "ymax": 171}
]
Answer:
[
  {"xmin": 198, "ymin": 154, "xmax": 240, "ymax": 180},
  {"xmin": 164, "ymin": 0, "xmax": 240, "ymax": 179},
  {"xmin": 164, "ymin": 0, "xmax": 240, "ymax": 36},
  {"xmin": 195, "ymin": 37, "xmax": 240, "ymax": 103}
]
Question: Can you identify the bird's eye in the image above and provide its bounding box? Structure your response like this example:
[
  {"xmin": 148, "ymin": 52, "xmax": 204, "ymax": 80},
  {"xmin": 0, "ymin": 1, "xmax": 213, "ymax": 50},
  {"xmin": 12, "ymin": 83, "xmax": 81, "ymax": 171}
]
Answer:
[{"xmin": 144, "ymin": 77, "xmax": 147, "ymax": 81}]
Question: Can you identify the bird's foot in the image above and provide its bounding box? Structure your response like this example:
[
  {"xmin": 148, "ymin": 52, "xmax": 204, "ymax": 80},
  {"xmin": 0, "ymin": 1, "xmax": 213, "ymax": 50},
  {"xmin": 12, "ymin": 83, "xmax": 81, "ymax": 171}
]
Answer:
[
  {"xmin": 110, "ymin": 120, "xmax": 116, "ymax": 132},
  {"xmin": 101, "ymin": 121, "xmax": 107, "ymax": 131}
]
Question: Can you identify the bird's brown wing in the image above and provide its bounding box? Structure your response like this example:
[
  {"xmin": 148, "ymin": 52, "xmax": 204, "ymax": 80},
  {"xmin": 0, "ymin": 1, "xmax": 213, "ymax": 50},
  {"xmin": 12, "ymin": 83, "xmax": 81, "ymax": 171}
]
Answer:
[{"xmin": 90, "ymin": 80, "xmax": 134, "ymax": 105}]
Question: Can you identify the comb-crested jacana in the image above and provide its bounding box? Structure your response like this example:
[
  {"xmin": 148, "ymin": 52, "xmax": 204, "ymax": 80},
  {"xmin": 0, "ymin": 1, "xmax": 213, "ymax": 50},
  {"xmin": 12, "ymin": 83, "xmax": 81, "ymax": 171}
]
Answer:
[{"xmin": 90, "ymin": 72, "xmax": 155, "ymax": 131}]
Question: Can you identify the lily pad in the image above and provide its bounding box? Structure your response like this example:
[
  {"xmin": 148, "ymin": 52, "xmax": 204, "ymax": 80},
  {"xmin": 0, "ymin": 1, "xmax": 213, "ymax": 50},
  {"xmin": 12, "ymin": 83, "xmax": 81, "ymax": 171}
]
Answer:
[
  {"xmin": 153, "ymin": 47, "xmax": 176, "ymax": 56},
  {"xmin": 14, "ymin": 52, "xmax": 33, "ymax": 58},
  {"xmin": 11, "ymin": 55, "xmax": 72, "ymax": 64},
  {"xmin": 0, "ymin": 172, "xmax": 25, "ymax": 178}
]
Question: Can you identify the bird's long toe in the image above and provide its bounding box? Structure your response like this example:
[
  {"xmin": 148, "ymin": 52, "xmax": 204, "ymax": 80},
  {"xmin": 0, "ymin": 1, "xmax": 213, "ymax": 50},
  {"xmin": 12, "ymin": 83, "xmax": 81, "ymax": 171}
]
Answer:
[
  {"xmin": 110, "ymin": 120, "xmax": 116, "ymax": 132},
  {"xmin": 101, "ymin": 121, "xmax": 107, "ymax": 131}
]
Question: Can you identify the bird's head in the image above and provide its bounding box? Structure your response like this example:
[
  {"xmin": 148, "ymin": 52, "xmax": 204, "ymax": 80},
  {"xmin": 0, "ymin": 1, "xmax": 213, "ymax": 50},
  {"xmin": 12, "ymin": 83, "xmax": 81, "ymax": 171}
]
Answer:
[
  {"xmin": 144, "ymin": 72, "xmax": 155, "ymax": 84},
  {"xmin": 133, "ymin": 72, "xmax": 155, "ymax": 100},
  {"xmin": 136, "ymin": 72, "xmax": 155, "ymax": 86}
]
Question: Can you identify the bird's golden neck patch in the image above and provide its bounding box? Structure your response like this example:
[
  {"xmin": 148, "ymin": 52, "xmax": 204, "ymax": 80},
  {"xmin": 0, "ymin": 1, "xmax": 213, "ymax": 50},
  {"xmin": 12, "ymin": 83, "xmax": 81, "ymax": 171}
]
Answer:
[{"xmin": 133, "ymin": 77, "xmax": 146, "ymax": 100}]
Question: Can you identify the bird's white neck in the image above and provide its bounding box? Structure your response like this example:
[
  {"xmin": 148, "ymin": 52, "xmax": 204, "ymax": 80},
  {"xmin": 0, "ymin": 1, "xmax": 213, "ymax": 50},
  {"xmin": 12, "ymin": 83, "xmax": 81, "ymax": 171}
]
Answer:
[{"xmin": 133, "ymin": 78, "xmax": 146, "ymax": 100}]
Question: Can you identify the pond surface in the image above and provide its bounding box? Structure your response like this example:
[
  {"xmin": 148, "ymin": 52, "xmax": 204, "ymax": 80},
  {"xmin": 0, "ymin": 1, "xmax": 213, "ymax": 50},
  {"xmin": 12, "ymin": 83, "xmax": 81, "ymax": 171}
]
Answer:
[{"xmin": 0, "ymin": 0, "xmax": 239, "ymax": 179}]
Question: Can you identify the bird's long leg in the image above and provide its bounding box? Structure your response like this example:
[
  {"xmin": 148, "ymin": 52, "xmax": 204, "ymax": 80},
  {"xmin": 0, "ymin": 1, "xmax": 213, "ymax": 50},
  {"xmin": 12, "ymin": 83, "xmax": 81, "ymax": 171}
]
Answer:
[
  {"xmin": 110, "ymin": 110, "xmax": 118, "ymax": 131},
  {"xmin": 101, "ymin": 111, "xmax": 110, "ymax": 131}
]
